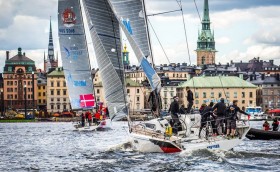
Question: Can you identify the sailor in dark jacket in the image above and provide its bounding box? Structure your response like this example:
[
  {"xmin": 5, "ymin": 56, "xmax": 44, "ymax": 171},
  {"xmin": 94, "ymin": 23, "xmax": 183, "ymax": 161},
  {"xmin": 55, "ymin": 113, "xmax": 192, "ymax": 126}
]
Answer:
[
  {"xmin": 212, "ymin": 98, "xmax": 226, "ymax": 135},
  {"xmin": 226, "ymin": 100, "xmax": 249, "ymax": 138},
  {"xmin": 186, "ymin": 87, "xmax": 194, "ymax": 113},
  {"xmin": 168, "ymin": 96, "xmax": 180, "ymax": 124},
  {"xmin": 199, "ymin": 102, "xmax": 215, "ymax": 138}
]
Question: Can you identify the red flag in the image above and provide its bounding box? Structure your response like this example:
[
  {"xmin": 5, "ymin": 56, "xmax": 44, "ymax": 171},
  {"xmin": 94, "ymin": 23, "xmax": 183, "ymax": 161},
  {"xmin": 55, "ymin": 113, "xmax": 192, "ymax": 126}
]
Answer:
[{"xmin": 80, "ymin": 94, "xmax": 95, "ymax": 108}]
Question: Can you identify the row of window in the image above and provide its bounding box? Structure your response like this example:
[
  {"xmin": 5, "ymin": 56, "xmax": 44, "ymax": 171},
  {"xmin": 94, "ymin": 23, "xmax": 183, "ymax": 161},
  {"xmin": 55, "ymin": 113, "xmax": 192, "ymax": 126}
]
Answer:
[
  {"xmin": 126, "ymin": 89, "xmax": 140, "ymax": 94},
  {"xmin": 50, "ymin": 104, "xmax": 68, "ymax": 110},
  {"xmin": 195, "ymin": 100, "xmax": 253, "ymax": 105},
  {"xmin": 49, "ymin": 90, "xmax": 67, "ymax": 96},
  {"xmin": 194, "ymin": 92, "xmax": 253, "ymax": 99},
  {"xmin": 50, "ymin": 98, "xmax": 67, "ymax": 102},
  {"xmin": 6, "ymin": 80, "xmax": 33, "ymax": 86},
  {"xmin": 38, "ymin": 99, "xmax": 46, "ymax": 104},
  {"xmin": 7, "ymin": 94, "xmax": 34, "ymax": 99},
  {"xmin": 262, "ymin": 89, "xmax": 280, "ymax": 95},
  {"xmin": 50, "ymin": 81, "xmax": 66, "ymax": 87}
]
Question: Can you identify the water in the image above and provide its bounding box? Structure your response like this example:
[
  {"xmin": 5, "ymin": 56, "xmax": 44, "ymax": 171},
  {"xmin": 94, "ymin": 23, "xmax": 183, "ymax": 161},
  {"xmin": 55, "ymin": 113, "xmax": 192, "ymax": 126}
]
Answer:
[{"xmin": 0, "ymin": 121, "xmax": 279, "ymax": 172}]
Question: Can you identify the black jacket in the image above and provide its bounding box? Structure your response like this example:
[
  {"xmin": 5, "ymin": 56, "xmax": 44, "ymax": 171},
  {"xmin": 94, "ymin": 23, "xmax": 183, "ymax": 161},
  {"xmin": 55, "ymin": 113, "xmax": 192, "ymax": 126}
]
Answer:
[
  {"xmin": 169, "ymin": 101, "xmax": 179, "ymax": 114},
  {"xmin": 201, "ymin": 106, "xmax": 215, "ymax": 122},
  {"xmin": 212, "ymin": 102, "xmax": 226, "ymax": 115},
  {"xmin": 226, "ymin": 105, "xmax": 248, "ymax": 120},
  {"xmin": 187, "ymin": 90, "xmax": 194, "ymax": 102}
]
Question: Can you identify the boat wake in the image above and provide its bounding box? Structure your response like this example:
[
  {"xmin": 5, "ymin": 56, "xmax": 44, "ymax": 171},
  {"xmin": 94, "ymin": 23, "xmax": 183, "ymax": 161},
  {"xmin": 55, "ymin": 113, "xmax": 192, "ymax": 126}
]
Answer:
[{"xmin": 108, "ymin": 141, "xmax": 134, "ymax": 152}]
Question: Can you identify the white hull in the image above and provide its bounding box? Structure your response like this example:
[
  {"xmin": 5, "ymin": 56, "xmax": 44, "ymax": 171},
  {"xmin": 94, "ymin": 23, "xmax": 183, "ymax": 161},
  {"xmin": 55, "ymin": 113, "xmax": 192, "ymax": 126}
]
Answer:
[
  {"xmin": 73, "ymin": 119, "xmax": 109, "ymax": 131},
  {"xmin": 130, "ymin": 114, "xmax": 250, "ymax": 153}
]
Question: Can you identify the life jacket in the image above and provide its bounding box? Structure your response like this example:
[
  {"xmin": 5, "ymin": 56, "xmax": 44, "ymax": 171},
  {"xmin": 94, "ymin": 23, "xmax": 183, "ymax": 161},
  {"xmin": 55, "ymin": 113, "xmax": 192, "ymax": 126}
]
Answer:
[
  {"xmin": 88, "ymin": 113, "xmax": 92, "ymax": 120},
  {"xmin": 263, "ymin": 123, "xmax": 270, "ymax": 131}
]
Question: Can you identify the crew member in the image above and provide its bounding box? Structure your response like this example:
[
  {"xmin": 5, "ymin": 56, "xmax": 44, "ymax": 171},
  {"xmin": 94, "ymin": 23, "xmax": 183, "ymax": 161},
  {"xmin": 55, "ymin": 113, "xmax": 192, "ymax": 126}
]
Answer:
[
  {"xmin": 272, "ymin": 118, "xmax": 279, "ymax": 131},
  {"xmin": 186, "ymin": 87, "xmax": 194, "ymax": 113},
  {"xmin": 168, "ymin": 96, "xmax": 180, "ymax": 133},
  {"xmin": 199, "ymin": 102, "xmax": 215, "ymax": 138},
  {"xmin": 263, "ymin": 120, "xmax": 270, "ymax": 131},
  {"xmin": 212, "ymin": 98, "xmax": 226, "ymax": 135}
]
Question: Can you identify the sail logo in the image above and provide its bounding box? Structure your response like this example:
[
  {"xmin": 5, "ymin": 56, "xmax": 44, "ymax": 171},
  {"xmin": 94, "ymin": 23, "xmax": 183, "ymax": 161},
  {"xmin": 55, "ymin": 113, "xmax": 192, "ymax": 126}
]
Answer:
[
  {"xmin": 63, "ymin": 46, "xmax": 81, "ymax": 61},
  {"xmin": 121, "ymin": 18, "xmax": 133, "ymax": 35},
  {"xmin": 74, "ymin": 80, "xmax": 86, "ymax": 87},
  {"xmin": 62, "ymin": 8, "xmax": 76, "ymax": 27}
]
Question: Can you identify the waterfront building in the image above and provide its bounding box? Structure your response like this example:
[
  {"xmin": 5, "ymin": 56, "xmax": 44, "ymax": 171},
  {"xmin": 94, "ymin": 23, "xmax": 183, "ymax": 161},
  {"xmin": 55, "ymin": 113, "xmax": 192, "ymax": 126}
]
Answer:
[
  {"xmin": 46, "ymin": 67, "xmax": 71, "ymax": 114},
  {"xmin": 37, "ymin": 69, "xmax": 47, "ymax": 110},
  {"xmin": 250, "ymin": 74, "xmax": 280, "ymax": 110},
  {"xmin": 177, "ymin": 76, "xmax": 257, "ymax": 110},
  {"xmin": 94, "ymin": 78, "xmax": 145, "ymax": 112},
  {"xmin": 196, "ymin": 0, "xmax": 216, "ymax": 66},
  {"xmin": 2, "ymin": 48, "xmax": 38, "ymax": 110},
  {"xmin": 44, "ymin": 18, "xmax": 58, "ymax": 73}
]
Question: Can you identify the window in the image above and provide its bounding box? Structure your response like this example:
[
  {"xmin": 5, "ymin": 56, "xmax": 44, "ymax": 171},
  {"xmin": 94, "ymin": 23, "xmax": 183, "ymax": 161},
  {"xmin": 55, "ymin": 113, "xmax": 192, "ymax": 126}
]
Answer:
[
  {"xmin": 195, "ymin": 92, "xmax": 199, "ymax": 98},
  {"xmin": 63, "ymin": 105, "xmax": 67, "ymax": 110},
  {"xmin": 249, "ymin": 100, "xmax": 253, "ymax": 104},
  {"xmin": 195, "ymin": 100, "xmax": 199, "ymax": 105},
  {"xmin": 51, "ymin": 105, "xmax": 54, "ymax": 109},
  {"xmin": 63, "ymin": 98, "xmax": 66, "ymax": 102},
  {"xmin": 28, "ymin": 66, "xmax": 32, "ymax": 72},
  {"xmin": 39, "ymin": 99, "xmax": 41, "ymax": 103},
  {"xmin": 15, "ymin": 95, "xmax": 17, "ymax": 99},
  {"xmin": 51, "ymin": 90, "xmax": 54, "ymax": 95},
  {"xmin": 63, "ymin": 90, "xmax": 67, "ymax": 95},
  {"xmin": 15, "ymin": 81, "xmax": 17, "ymax": 85},
  {"xmin": 136, "ymin": 96, "xmax": 140, "ymax": 102},
  {"xmin": 164, "ymin": 92, "xmax": 167, "ymax": 97},
  {"xmin": 97, "ymin": 89, "xmax": 100, "ymax": 94},
  {"xmin": 57, "ymin": 81, "xmax": 60, "ymax": 87},
  {"xmin": 226, "ymin": 92, "xmax": 230, "ymax": 98},
  {"xmin": 137, "ymin": 89, "xmax": 140, "ymax": 94},
  {"xmin": 51, "ymin": 82, "xmax": 54, "ymax": 87},
  {"xmin": 57, "ymin": 90, "xmax": 60, "ymax": 95},
  {"xmin": 170, "ymin": 92, "xmax": 174, "ymax": 97},
  {"xmin": 63, "ymin": 81, "xmax": 66, "ymax": 87},
  {"xmin": 242, "ymin": 100, "xmax": 245, "ymax": 104},
  {"xmin": 211, "ymin": 92, "xmax": 214, "ymax": 98},
  {"xmin": 218, "ymin": 92, "xmax": 222, "ymax": 98},
  {"xmin": 57, "ymin": 105, "xmax": 60, "ymax": 110},
  {"xmin": 43, "ymin": 92, "xmax": 46, "ymax": 96},
  {"xmin": 39, "ymin": 92, "xmax": 41, "ymax": 96},
  {"xmin": 249, "ymin": 92, "xmax": 253, "ymax": 98},
  {"xmin": 51, "ymin": 98, "xmax": 54, "ymax": 102},
  {"xmin": 127, "ymin": 89, "xmax": 130, "ymax": 93},
  {"xmin": 57, "ymin": 98, "xmax": 60, "ymax": 102},
  {"xmin": 8, "ymin": 66, "xmax": 12, "ymax": 72},
  {"xmin": 203, "ymin": 92, "xmax": 206, "ymax": 98},
  {"xmin": 242, "ymin": 92, "xmax": 245, "ymax": 98},
  {"xmin": 234, "ymin": 92, "xmax": 237, "ymax": 98},
  {"xmin": 43, "ymin": 86, "xmax": 45, "ymax": 89}
]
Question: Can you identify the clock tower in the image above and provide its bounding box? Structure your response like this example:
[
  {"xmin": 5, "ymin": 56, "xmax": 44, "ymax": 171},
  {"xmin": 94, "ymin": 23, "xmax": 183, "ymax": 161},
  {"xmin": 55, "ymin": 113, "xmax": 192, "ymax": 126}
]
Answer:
[{"xmin": 196, "ymin": 0, "xmax": 217, "ymax": 66}]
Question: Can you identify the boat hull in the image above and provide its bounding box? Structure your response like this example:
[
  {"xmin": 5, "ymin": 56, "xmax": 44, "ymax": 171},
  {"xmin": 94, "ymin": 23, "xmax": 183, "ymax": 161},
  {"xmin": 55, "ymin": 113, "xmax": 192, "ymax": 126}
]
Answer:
[
  {"xmin": 73, "ymin": 119, "xmax": 109, "ymax": 131},
  {"xmin": 246, "ymin": 128, "xmax": 280, "ymax": 140}
]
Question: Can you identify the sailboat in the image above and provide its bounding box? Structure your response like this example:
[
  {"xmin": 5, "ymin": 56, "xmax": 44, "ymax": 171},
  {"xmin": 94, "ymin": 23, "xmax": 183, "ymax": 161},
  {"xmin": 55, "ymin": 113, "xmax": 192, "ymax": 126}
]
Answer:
[
  {"xmin": 106, "ymin": 0, "xmax": 250, "ymax": 153},
  {"xmin": 58, "ymin": 0, "xmax": 108, "ymax": 131}
]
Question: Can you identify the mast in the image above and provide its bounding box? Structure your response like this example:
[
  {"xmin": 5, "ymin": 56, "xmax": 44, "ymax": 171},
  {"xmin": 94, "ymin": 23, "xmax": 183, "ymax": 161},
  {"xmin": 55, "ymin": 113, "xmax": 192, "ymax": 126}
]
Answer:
[{"xmin": 142, "ymin": 0, "xmax": 155, "ymax": 67}]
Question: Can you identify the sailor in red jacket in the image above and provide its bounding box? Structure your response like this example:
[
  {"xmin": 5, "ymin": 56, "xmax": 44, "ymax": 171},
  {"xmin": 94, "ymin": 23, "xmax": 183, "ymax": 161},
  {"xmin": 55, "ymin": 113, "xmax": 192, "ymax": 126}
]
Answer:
[{"xmin": 263, "ymin": 120, "xmax": 270, "ymax": 131}]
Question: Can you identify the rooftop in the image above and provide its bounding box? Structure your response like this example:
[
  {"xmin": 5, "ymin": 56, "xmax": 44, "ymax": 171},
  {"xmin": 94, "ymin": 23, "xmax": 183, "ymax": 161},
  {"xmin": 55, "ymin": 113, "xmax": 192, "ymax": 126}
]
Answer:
[
  {"xmin": 178, "ymin": 76, "xmax": 257, "ymax": 88},
  {"xmin": 47, "ymin": 67, "xmax": 64, "ymax": 77}
]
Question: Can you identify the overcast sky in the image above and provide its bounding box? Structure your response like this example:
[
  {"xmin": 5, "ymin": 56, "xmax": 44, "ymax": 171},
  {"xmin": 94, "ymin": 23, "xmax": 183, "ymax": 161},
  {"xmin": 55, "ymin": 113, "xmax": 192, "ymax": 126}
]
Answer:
[{"xmin": 0, "ymin": 0, "xmax": 280, "ymax": 72}]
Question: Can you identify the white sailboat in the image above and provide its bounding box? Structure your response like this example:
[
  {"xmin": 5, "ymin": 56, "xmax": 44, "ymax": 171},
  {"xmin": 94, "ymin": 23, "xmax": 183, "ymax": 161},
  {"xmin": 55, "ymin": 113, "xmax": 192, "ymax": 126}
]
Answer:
[{"xmin": 107, "ymin": 0, "xmax": 250, "ymax": 153}]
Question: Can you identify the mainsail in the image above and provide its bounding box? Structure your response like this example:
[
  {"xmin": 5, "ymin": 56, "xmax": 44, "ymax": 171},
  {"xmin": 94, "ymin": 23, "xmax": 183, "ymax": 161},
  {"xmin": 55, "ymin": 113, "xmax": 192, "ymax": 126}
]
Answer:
[
  {"xmin": 107, "ymin": 0, "xmax": 151, "ymax": 58},
  {"xmin": 83, "ymin": 0, "xmax": 128, "ymax": 121},
  {"xmin": 58, "ymin": 0, "xmax": 94, "ymax": 110},
  {"xmin": 107, "ymin": 0, "xmax": 161, "ymax": 93}
]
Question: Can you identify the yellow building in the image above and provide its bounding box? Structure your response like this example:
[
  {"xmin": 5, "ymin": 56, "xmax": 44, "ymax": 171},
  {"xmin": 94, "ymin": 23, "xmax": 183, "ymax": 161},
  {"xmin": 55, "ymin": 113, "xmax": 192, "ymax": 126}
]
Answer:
[
  {"xmin": 177, "ymin": 76, "xmax": 257, "ymax": 110},
  {"xmin": 37, "ymin": 71, "xmax": 47, "ymax": 110},
  {"xmin": 46, "ymin": 67, "xmax": 71, "ymax": 114}
]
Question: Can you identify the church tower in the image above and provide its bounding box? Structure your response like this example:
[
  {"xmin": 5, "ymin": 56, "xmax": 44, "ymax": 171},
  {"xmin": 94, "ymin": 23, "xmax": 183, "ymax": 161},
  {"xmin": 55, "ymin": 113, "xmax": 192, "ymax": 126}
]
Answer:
[
  {"xmin": 44, "ymin": 17, "xmax": 58, "ymax": 72},
  {"xmin": 196, "ymin": 0, "xmax": 217, "ymax": 66},
  {"xmin": 122, "ymin": 44, "xmax": 130, "ymax": 69}
]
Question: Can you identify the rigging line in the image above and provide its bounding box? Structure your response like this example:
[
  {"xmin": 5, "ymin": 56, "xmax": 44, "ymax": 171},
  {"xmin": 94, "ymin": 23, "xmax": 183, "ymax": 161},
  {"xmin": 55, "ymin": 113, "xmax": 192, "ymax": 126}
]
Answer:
[
  {"xmin": 147, "ymin": 9, "xmax": 181, "ymax": 17},
  {"xmin": 193, "ymin": 0, "xmax": 202, "ymax": 22},
  {"xmin": 147, "ymin": 18, "xmax": 170, "ymax": 64},
  {"xmin": 176, "ymin": 0, "xmax": 196, "ymax": 109}
]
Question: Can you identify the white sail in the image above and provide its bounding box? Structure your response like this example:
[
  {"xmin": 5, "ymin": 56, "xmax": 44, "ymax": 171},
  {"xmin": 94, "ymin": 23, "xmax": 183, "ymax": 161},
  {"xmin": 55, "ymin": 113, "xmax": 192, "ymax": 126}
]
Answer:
[
  {"xmin": 58, "ymin": 0, "xmax": 94, "ymax": 110},
  {"xmin": 83, "ymin": 0, "xmax": 128, "ymax": 121}
]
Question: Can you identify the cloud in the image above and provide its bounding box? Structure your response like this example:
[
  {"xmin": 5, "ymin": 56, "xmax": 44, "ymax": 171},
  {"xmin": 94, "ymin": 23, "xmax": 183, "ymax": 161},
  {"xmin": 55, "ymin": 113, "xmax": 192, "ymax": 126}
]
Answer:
[{"xmin": 216, "ymin": 36, "xmax": 230, "ymax": 44}]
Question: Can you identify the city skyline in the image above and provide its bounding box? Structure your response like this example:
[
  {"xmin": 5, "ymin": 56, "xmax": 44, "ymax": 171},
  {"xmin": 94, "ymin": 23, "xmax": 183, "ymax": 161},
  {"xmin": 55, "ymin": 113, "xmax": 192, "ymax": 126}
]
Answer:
[{"xmin": 0, "ymin": 0, "xmax": 280, "ymax": 73}]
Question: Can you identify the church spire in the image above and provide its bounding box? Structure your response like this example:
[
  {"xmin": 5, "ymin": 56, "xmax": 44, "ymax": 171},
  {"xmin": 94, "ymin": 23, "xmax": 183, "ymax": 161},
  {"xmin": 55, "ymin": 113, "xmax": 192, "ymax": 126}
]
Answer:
[
  {"xmin": 48, "ymin": 16, "xmax": 54, "ymax": 61},
  {"xmin": 202, "ymin": 0, "xmax": 210, "ymax": 23}
]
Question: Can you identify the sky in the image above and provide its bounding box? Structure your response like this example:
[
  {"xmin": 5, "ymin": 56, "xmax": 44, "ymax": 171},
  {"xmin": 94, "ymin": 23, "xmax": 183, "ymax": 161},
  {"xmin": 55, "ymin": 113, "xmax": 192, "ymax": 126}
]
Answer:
[{"xmin": 0, "ymin": 0, "xmax": 280, "ymax": 73}]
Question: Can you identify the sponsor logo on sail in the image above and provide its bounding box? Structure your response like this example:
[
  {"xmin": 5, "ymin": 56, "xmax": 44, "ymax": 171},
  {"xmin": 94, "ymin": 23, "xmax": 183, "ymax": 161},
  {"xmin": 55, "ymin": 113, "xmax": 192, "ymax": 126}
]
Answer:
[
  {"xmin": 121, "ymin": 18, "xmax": 133, "ymax": 35},
  {"xmin": 207, "ymin": 144, "xmax": 220, "ymax": 149},
  {"xmin": 63, "ymin": 46, "xmax": 82, "ymax": 61},
  {"xmin": 74, "ymin": 80, "xmax": 87, "ymax": 87},
  {"xmin": 62, "ymin": 8, "xmax": 76, "ymax": 27}
]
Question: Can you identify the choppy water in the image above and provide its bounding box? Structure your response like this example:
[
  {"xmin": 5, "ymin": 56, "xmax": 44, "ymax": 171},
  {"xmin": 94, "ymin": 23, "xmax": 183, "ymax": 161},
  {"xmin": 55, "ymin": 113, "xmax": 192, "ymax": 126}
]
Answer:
[{"xmin": 0, "ymin": 121, "xmax": 279, "ymax": 172}]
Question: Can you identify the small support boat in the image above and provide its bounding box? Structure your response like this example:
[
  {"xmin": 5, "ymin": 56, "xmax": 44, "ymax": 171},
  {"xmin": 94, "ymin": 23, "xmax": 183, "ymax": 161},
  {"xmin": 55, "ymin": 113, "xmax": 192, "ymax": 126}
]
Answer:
[{"xmin": 246, "ymin": 128, "xmax": 280, "ymax": 140}]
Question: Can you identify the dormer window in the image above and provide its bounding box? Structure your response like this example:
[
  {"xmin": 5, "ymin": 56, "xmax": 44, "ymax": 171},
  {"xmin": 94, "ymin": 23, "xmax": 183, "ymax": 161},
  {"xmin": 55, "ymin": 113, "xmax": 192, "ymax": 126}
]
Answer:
[{"xmin": 8, "ymin": 66, "xmax": 12, "ymax": 72}]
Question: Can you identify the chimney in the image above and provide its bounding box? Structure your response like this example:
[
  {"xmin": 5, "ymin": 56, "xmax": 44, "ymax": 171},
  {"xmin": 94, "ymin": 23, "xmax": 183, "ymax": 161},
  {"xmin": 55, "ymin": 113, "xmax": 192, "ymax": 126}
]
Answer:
[
  {"xmin": 6, "ymin": 51, "xmax": 9, "ymax": 60},
  {"xmin": 261, "ymin": 74, "xmax": 265, "ymax": 80},
  {"xmin": 18, "ymin": 47, "xmax": 22, "ymax": 56},
  {"xmin": 250, "ymin": 75, "xmax": 253, "ymax": 81}
]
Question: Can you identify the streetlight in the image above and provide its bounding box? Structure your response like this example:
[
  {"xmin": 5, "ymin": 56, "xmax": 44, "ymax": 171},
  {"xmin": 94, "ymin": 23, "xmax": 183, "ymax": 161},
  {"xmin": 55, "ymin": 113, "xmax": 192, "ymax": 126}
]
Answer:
[
  {"xmin": 24, "ymin": 85, "xmax": 27, "ymax": 118},
  {"xmin": 32, "ymin": 71, "xmax": 35, "ymax": 117},
  {"xmin": 1, "ymin": 89, "xmax": 3, "ymax": 117}
]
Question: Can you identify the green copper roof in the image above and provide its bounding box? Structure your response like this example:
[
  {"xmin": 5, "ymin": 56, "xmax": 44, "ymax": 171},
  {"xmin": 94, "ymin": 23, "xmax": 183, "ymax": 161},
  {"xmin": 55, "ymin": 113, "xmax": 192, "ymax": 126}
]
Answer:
[
  {"xmin": 47, "ymin": 67, "xmax": 64, "ymax": 77},
  {"xmin": 202, "ymin": 0, "xmax": 210, "ymax": 22},
  {"xmin": 95, "ymin": 78, "xmax": 141, "ymax": 87},
  {"xmin": 178, "ymin": 76, "xmax": 257, "ymax": 88}
]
